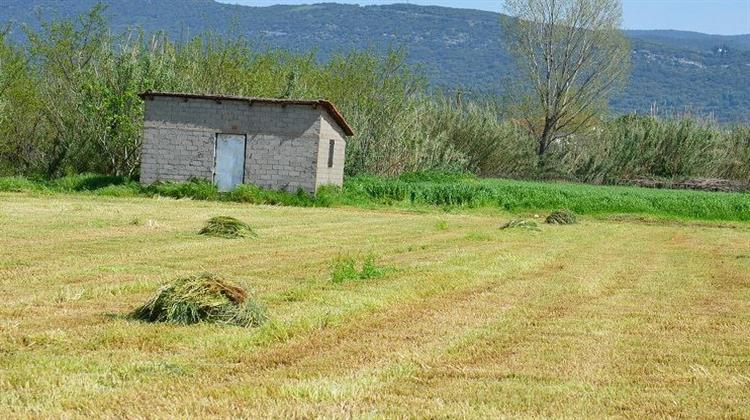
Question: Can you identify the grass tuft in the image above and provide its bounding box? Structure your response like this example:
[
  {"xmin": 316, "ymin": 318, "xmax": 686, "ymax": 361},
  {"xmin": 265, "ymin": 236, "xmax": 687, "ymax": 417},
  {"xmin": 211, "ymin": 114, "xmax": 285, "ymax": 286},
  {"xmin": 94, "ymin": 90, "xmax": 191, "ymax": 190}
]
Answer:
[
  {"xmin": 199, "ymin": 216, "xmax": 257, "ymax": 239},
  {"xmin": 146, "ymin": 179, "xmax": 220, "ymax": 201},
  {"xmin": 331, "ymin": 254, "xmax": 390, "ymax": 283},
  {"xmin": 129, "ymin": 273, "xmax": 268, "ymax": 327},
  {"xmin": 94, "ymin": 184, "xmax": 142, "ymax": 197},
  {"xmin": 360, "ymin": 255, "xmax": 389, "ymax": 279},
  {"xmin": 546, "ymin": 209, "xmax": 578, "ymax": 225},
  {"xmin": 227, "ymin": 184, "xmax": 324, "ymax": 207}
]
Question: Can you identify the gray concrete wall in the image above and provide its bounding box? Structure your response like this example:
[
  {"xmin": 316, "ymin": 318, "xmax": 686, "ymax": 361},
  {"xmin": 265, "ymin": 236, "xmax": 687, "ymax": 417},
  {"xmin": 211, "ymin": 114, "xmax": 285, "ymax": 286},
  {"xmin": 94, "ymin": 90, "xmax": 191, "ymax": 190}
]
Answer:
[
  {"xmin": 140, "ymin": 96, "xmax": 333, "ymax": 193},
  {"xmin": 315, "ymin": 112, "xmax": 347, "ymax": 189}
]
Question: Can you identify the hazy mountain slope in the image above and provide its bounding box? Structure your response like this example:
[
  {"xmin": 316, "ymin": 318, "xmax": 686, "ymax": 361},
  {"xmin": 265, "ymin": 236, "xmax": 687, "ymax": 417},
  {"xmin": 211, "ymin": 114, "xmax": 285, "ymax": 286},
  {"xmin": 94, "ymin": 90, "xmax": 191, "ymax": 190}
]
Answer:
[
  {"xmin": 626, "ymin": 30, "xmax": 750, "ymax": 52},
  {"xmin": 3, "ymin": 0, "xmax": 749, "ymax": 122}
]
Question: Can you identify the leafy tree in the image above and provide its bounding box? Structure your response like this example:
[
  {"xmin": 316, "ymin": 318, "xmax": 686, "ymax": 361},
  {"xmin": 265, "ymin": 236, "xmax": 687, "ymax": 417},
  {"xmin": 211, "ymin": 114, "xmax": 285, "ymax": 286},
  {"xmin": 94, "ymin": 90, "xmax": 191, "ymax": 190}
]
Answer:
[
  {"xmin": 0, "ymin": 26, "xmax": 46, "ymax": 175},
  {"xmin": 502, "ymin": 0, "xmax": 631, "ymax": 161}
]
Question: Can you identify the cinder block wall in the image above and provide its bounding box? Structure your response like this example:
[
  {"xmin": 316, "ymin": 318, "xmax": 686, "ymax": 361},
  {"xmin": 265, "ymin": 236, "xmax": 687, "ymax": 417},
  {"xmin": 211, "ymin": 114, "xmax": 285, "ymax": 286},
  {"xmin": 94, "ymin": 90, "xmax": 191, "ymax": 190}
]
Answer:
[
  {"xmin": 141, "ymin": 96, "xmax": 335, "ymax": 193},
  {"xmin": 315, "ymin": 112, "xmax": 348, "ymax": 189}
]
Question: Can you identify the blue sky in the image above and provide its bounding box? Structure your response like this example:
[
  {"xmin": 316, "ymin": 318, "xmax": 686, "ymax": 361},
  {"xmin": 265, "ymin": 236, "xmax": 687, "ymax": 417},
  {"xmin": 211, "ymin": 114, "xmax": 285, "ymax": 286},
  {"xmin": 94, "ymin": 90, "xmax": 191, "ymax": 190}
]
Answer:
[{"xmin": 219, "ymin": 0, "xmax": 750, "ymax": 35}]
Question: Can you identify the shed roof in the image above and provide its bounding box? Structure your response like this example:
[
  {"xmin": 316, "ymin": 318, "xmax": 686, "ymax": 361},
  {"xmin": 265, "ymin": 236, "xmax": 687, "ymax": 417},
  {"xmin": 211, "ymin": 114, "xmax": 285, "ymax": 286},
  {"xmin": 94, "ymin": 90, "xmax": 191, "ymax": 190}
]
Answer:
[{"xmin": 139, "ymin": 91, "xmax": 354, "ymax": 137}]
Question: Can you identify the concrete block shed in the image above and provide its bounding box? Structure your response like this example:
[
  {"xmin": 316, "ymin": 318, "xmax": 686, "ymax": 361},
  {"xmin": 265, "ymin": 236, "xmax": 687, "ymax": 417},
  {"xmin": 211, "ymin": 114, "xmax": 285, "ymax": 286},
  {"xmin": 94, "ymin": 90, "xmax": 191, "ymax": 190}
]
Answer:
[{"xmin": 138, "ymin": 92, "xmax": 354, "ymax": 194}]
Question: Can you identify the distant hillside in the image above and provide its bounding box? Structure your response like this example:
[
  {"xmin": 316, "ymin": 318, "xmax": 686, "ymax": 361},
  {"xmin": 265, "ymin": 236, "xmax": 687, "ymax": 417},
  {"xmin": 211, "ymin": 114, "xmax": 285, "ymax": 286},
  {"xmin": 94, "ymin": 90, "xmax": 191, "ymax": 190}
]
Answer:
[{"xmin": 3, "ymin": 0, "xmax": 750, "ymax": 122}]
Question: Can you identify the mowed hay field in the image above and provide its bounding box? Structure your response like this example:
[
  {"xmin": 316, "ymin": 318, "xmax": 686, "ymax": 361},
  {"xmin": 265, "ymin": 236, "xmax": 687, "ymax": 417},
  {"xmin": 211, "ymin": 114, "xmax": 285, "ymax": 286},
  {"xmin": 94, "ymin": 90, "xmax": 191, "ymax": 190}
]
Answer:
[{"xmin": 1, "ymin": 193, "xmax": 749, "ymax": 418}]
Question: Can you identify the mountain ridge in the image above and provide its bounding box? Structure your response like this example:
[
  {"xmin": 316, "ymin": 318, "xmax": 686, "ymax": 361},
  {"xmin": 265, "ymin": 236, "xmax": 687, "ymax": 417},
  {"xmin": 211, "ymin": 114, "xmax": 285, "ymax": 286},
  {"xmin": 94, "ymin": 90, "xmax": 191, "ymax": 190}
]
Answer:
[{"xmin": 3, "ymin": 0, "xmax": 749, "ymax": 122}]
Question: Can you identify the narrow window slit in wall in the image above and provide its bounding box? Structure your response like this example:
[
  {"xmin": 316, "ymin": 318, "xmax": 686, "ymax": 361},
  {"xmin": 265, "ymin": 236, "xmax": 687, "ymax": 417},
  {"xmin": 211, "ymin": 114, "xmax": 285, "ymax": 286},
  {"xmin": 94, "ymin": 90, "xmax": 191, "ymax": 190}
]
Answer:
[{"xmin": 328, "ymin": 140, "xmax": 335, "ymax": 168}]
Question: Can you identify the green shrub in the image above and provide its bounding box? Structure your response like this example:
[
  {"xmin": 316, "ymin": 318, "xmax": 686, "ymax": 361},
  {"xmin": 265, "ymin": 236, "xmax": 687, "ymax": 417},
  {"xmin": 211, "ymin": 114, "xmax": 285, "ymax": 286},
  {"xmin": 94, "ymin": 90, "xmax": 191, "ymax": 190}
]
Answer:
[
  {"xmin": 199, "ymin": 216, "xmax": 256, "ymax": 239},
  {"xmin": 129, "ymin": 273, "xmax": 268, "ymax": 327}
]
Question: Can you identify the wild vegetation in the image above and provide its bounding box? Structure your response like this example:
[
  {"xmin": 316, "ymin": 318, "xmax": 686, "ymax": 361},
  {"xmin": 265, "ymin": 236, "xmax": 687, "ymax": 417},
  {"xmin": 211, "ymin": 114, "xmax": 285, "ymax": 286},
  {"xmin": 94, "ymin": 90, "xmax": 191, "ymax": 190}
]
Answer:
[
  {"xmin": 2, "ymin": 172, "xmax": 749, "ymax": 222},
  {"xmin": 1, "ymin": 7, "xmax": 749, "ymax": 183}
]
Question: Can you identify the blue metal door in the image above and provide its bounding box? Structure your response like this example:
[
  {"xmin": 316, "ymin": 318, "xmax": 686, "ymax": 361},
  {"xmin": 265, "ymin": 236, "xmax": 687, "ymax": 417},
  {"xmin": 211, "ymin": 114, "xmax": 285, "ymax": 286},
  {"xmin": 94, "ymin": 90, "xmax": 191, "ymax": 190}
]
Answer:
[{"xmin": 214, "ymin": 134, "xmax": 246, "ymax": 192}]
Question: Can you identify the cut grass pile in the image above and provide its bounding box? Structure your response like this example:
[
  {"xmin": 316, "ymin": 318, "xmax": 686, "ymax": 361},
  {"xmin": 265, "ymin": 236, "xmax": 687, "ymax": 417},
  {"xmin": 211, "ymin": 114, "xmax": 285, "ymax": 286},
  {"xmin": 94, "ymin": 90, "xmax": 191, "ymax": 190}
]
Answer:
[
  {"xmin": 546, "ymin": 209, "xmax": 577, "ymax": 225},
  {"xmin": 2, "ymin": 172, "xmax": 750, "ymax": 221},
  {"xmin": 129, "ymin": 273, "xmax": 268, "ymax": 327},
  {"xmin": 500, "ymin": 219, "xmax": 540, "ymax": 231},
  {"xmin": 199, "ymin": 216, "xmax": 256, "ymax": 239}
]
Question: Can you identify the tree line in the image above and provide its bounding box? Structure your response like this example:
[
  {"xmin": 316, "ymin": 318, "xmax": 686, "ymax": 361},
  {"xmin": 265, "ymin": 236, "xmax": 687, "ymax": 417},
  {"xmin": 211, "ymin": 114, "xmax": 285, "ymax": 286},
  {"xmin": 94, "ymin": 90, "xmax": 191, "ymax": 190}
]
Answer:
[{"xmin": 0, "ymin": 5, "xmax": 748, "ymax": 183}]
